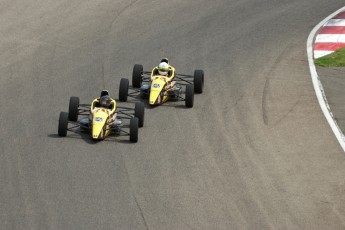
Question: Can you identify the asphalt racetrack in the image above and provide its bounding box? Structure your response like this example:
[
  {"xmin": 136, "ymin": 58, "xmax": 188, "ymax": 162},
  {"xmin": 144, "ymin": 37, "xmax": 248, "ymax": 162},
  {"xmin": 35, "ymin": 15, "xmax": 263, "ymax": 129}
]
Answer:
[{"xmin": 1, "ymin": 0, "xmax": 345, "ymax": 229}]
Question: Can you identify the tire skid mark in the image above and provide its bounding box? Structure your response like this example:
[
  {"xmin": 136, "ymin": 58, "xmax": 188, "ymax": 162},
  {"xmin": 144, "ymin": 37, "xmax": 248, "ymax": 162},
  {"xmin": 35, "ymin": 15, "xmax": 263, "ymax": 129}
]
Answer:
[{"xmin": 262, "ymin": 43, "xmax": 302, "ymax": 126}]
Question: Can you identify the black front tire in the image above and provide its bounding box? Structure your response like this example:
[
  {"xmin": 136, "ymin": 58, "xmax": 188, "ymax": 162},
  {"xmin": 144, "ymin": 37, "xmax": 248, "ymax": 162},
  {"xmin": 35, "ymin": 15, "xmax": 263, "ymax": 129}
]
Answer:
[
  {"xmin": 194, "ymin": 70, "xmax": 204, "ymax": 94},
  {"xmin": 130, "ymin": 117, "xmax": 139, "ymax": 143},
  {"xmin": 132, "ymin": 64, "xmax": 143, "ymax": 88},
  {"xmin": 185, "ymin": 84, "xmax": 194, "ymax": 108},
  {"xmin": 119, "ymin": 78, "xmax": 129, "ymax": 102},
  {"xmin": 135, "ymin": 102, "xmax": 145, "ymax": 127},
  {"xmin": 68, "ymin": 96, "xmax": 79, "ymax": 121},
  {"xmin": 58, "ymin": 112, "xmax": 69, "ymax": 137}
]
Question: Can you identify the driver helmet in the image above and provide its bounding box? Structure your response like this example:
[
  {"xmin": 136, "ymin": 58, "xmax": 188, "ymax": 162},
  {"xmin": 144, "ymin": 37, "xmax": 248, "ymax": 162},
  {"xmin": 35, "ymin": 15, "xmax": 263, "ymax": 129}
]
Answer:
[
  {"xmin": 158, "ymin": 62, "xmax": 169, "ymax": 76},
  {"xmin": 100, "ymin": 90, "xmax": 109, "ymax": 97},
  {"xmin": 99, "ymin": 95, "xmax": 111, "ymax": 108},
  {"xmin": 160, "ymin": 58, "xmax": 169, "ymax": 64}
]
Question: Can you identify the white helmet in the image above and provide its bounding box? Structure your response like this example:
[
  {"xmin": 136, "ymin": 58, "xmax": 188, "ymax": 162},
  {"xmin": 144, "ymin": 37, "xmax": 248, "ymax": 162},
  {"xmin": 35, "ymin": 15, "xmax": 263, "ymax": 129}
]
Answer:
[{"xmin": 158, "ymin": 62, "xmax": 169, "ymax": 76}]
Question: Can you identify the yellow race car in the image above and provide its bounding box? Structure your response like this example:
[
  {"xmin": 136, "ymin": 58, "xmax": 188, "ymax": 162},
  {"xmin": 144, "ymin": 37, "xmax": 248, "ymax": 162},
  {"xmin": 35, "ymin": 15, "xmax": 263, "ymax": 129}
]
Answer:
[
  {"xmin": 58, "ymin": 90, "xmax": 144, "ymax": 142},
  {"xmin": 119, "ymin": 63, "xmax": 204, "ymax": 107}
]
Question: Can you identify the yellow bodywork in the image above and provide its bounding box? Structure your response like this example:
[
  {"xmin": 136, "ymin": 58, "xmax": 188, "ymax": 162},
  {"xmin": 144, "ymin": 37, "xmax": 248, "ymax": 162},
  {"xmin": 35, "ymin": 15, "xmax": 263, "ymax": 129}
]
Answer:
[
  {"xmin": 149, "ymin": 66, "xmax": 175, "ymax": 105},
  {"xmin": 90, "ymin": 98, "xmax": 116, "ymax": 139},
  {"xmin": 149, "ymin": 77, "xmax": 168, "ymax": 105}
]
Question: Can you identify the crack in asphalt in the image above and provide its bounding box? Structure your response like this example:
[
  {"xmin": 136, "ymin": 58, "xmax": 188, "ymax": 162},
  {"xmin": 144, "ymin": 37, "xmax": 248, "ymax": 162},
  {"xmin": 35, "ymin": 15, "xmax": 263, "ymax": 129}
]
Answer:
[
  {"xmin": 101, "ymin": 0, "xmax": 140, "ymax": 89},
  {"xmin": 262, "ymin": 78, "xmax": 270, "ymax": 125},
  {"xmin": 102, "ymin": 1, "xmax": 150, "ymax": 228},
  {"xmin": 121, "ymin": 154, "xmax": 150, "ymax": 230},
  {"xmin": 132, "ymin": 192, "xmax": 150, "ymax": 230}
]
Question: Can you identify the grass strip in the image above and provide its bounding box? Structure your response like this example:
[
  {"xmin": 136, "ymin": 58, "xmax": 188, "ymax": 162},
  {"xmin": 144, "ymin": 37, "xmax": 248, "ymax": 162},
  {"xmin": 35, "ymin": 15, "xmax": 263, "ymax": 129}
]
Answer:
[{"xmin": 315, "ymin": 47, "xmax": 345, "ymax": 67}]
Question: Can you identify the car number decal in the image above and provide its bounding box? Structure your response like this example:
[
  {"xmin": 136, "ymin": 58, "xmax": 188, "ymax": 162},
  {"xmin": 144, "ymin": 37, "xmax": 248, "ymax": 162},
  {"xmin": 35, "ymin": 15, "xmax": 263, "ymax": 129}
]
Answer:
[
  {"xmin": 94, "ymin": 117, "xmax": 103, "ymax": 122},
  {"xmin": 152, "ymin": 83, "xmax": 160, "ymax": 88}
]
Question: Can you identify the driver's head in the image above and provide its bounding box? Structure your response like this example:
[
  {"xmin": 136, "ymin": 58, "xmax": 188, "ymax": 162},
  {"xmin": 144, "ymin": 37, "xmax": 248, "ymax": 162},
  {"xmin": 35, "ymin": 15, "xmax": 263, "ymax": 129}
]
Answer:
[
  {"xmin": 99, "ymin": 95, "xmax": 111, "ymax": 108},
  {"xmin": 158, "ymin": 62, "xmax": 169, "ymax": 76}
]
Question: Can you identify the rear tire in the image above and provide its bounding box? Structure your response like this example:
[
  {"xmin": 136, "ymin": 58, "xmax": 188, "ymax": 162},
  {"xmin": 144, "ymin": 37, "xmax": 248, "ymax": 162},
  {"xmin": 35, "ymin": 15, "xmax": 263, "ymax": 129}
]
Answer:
[
  {"xmin": 130, "ymin": 117, "xmax": 139, "ymax": 143},
  {"xmin": 185, "ymin": 84, "xmax": 194, "ymax": 108},
  {"xmin": 135, "ymin": 102, "xmax": 145, "ymax": 127},
  {"xmin": 68, "ymin": 96, "xmax": 79, "ymax": 121},
  {"xmin": 132, "ymin": 64, "xmax": 143, "ymax": 88},
  {"xmin": 194, "ymin": 70, "xmax": 204, "ymax": 94},
  {"xmin": 119, "ymin": 78, "xmax": 129, "ymax": 102},
  {"xmin": 58, "ymin": 112, "xmax": 68, "ymax": 137}
]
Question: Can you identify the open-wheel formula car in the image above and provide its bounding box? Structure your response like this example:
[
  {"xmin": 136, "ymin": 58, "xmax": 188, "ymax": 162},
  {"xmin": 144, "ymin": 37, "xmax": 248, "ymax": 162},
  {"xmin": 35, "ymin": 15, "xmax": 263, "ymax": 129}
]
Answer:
[
  {"xmin": 58, "ymin": 92, "xmax": 144, "ymax": 142},
  {"xmin": 118, "ymin": 64, "xmax": 204, "ymax": 108}
]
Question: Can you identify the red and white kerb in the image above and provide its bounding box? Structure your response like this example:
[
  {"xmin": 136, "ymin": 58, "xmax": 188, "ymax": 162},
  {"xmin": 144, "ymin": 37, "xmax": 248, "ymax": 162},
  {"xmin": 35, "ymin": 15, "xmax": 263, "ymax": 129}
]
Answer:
[{"xmin": 314, "ymin": 12, "xmax": 345, "ymax": 58}]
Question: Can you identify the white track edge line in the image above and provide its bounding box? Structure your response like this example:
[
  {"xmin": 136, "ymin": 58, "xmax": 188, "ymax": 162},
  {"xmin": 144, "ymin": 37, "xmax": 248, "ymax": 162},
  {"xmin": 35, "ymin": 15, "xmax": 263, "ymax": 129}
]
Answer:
[{"xmin": 307, "ymin": 6, "xmax": 345, "ymax": 152}]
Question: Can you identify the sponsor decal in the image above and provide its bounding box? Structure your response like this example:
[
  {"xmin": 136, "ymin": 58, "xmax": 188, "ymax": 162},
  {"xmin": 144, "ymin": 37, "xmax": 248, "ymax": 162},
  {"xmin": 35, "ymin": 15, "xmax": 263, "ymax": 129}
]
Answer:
[{"xmin": 152, "ymin": 83, "xmax": 160, "ymax": 88}]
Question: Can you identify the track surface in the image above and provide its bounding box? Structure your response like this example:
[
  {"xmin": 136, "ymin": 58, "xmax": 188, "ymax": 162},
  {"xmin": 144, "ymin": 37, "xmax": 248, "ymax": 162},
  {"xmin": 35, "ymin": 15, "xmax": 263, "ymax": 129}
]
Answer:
[
  {"xmin": 1, "ymin": 1, "xmax": 345, "ymax": 229},
  {"xmin": 318, "ymin": 66, "xmax": 345, "ymax": 135}
]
